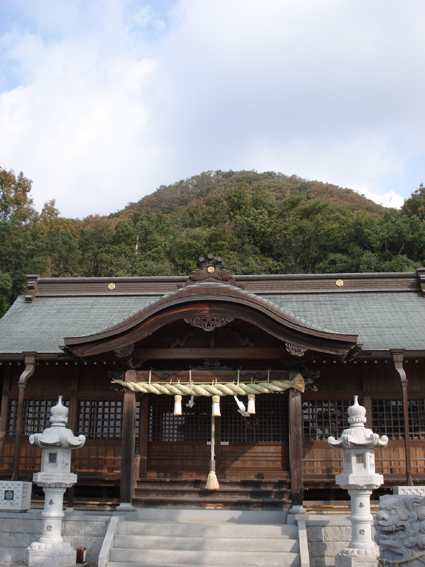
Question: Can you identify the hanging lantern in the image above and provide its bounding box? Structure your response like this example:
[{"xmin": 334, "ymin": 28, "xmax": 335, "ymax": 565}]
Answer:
[
  {"xmin": 247, "ymin": 394, "xmax": 256, "ymax": 415},
  {"xmin": 212, "ymin": 395, "xmax": 221, "ymax": 417},
  {"xmin": 173, "ymin": 395, "xmax": 182, "ymax": 416}
]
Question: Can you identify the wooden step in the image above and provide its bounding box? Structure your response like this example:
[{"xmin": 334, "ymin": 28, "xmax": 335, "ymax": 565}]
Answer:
[{"xmin": 133, "ymin": 478, "xmax": 291, "ymax": 509}]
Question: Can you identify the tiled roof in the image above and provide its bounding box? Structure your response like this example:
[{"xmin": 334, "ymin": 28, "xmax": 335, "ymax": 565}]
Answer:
[
  {"xmin": 265, "ymin": 293, "xmax": 425, "ymax": 351},
  {"xmin": 0, "ymin": 296, "xmax": 155, "ymax": 354},
  {"xmin": 0, "ymin": 276, "xmax": 424, "ymax": 355}
]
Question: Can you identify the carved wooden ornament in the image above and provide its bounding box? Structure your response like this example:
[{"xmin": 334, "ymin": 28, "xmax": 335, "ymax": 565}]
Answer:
[
  {"xmin": 184, "ymin": 316, "xmax": 235, "ymax": 332},
  {"xmin": 179, "ymin": 253, "xmax": 245, "ymax": 289}
]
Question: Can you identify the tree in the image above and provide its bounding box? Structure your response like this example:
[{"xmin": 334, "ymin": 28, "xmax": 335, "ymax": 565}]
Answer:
[{"xmin": 0, "ymin": 168, "xmax": 44, "ymax": 315}]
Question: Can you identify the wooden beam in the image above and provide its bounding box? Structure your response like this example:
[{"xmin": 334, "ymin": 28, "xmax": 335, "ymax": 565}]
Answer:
[
  {"xmin": 0, "ymin": 364, "xmax": 12, "ymax": 456},
  {"xmin": 128, "ymin": 368, "xmax": 290, "ymax": 383},
  {"xmin": 66, "ymin": 364, "xmax": 79, "ymax": 509},
  {"xmin": 133, "ymin": 347, "xmax": 287, "ymax": 360},
  {"xmin": 138, "ymin": 395, "xmax": 149, "ymax": 475},
  {"xmin": 120, "ymin": 370, "xmax": 137, "ymax": 505},
  {"xmin": 288, "ymin": 384, "xmax": 304, "ymax": 506}
]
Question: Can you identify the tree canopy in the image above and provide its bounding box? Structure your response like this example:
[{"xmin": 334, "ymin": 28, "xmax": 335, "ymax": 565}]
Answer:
[{"xmin": 0, "ymin": 167, "xmax": 423, "ymax": 318}]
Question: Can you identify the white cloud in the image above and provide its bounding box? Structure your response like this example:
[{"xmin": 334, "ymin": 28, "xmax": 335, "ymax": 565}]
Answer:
[
  {"xmin": 351, "ymin": 186, "xmax": 405, "ymax": 209},
  {"xmin": 0, "ymin": 0, "xmax": 423, "ymax": 217}
]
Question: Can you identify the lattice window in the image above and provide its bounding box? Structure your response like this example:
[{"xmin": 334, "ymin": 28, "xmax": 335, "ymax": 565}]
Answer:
[
  {"xmin": 7, "ymin": 399, "xmax": 69, "ymax": 436},
  {"xmin": 303, "ymin": 399, "xmax": 352, "ymax": 440},
  {"xmin": 221, "ymin": 393, "xmax": 288, "ymax": 443},
  {"xmin": 149, "ymin": 396, "xmax": 210, "ymax": 442},
  {"xmin": 149, "ymin": 393, "xmax": 288, "ymax": 443},
  {"xmin": 372, "ymin": 399, "xmax": 425, "ymax": 440},
  {"xmin": 76, "ymin": 400, "xmax": 140, "ymax": 439}
]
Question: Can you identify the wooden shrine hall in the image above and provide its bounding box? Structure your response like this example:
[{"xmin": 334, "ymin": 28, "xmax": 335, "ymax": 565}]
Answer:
[{"xmin": 0, "ymin": 254, "xmax": 425, "ymax": 509}]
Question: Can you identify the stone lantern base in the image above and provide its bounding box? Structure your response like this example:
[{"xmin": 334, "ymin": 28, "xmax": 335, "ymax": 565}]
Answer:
[
  {"xmin": 336, "ymin": 546, "xmax": 379, "ymax": 567},
  {"xmin": 27, "ymin": 541, "xmax": 76, "ymax": 567}
]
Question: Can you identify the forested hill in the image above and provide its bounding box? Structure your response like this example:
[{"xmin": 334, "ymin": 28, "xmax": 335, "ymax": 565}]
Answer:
[
  {"xmin": 0, "ymin": 166, "xmax": 424, "ymax": 318},
  {"xmin": 121, "ymin": 170, "xmax": 384, "ymax": 215}
]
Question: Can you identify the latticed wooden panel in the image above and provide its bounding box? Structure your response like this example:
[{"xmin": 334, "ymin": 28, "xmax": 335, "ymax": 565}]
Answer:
[
  {"xmin": 221, "ymin": 393, "xmax": 288, "ymax": 443},
  {"xmin": 149, "ymin": 396, "xmax": 210, "ymax": 442},
  {"xmin": 372, "ymin": 399, "xmax": 425, "ymax": 440},
  {"xmin": 149, "ymin": 393, "xmax": 288, "ymax": 443},
  {"xmin": 77, "ymin": 399, "xmax": 140, "ymax": 439},
  {"xmin": 302, "ymin": 399, "xmax": 352, "ymax": 440},
  {"xmin": 7, "ymin": 399, "xmax": 68, "ymax": 436}
]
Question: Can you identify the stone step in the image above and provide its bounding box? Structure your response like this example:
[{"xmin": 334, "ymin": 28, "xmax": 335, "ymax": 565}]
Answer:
[
  {"xmin": 119, "ymin": 520, "xmax": 297, "ymax": 539},
  {"xmin": 108, "ymin": 564, "xmax": 297, "ymax": 567},
  {"xmin": 109, "ymin": 548, "xmax": 300, "ymax": 566},
  {"xmin": 114, "ymin": 534, "xmax": 298, "ymax": 552},
  {"xmin": 135, "ymin": 508, "xmax": 289, "ymax": 524}
]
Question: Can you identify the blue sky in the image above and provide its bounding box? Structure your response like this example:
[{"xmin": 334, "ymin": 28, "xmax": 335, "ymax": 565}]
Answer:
[{"xmin": 0, "ymin": 0, "xmax": 424, "ymax": 218}]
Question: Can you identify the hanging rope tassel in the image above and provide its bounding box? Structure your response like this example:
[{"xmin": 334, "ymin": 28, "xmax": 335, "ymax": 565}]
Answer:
[
  {"xmin": 247, "ymin": 394, "xmax": 256, "ymax": 415},
  {"xmin": 173, "ymin": 394, "xmax": 182, "ymax": 416},
  {"xmin": 212, "ymin": 394, "xmax": 221, "ymax": 417},
  {"xmin": 206, "ymin": 414, "xmax": 220, "ymax": 491}
]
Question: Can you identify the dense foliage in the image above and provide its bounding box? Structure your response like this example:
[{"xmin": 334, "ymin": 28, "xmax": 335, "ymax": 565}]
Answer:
[{"xmin": 0, "ymin": 167, "xmax": 424, "ymax": 317}]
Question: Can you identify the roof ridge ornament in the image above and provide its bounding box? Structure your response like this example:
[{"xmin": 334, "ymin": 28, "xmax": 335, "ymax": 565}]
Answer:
[{"xmin": 178, "ymin": 253, "xmax": 245, "ymax": 289}]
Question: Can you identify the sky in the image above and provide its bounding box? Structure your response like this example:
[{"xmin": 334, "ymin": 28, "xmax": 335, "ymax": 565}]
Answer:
[{"xmin": 0, "ymin": 0, "xmax": 424, "ymax": 219}]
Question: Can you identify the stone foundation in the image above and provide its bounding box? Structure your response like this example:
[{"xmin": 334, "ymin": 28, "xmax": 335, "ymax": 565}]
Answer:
[
  {"xmin": 307, "ymin": 515, "xmax": 376, "ymax": 567},
  {"xmin": 0, "ymin": 509, "xmax": 371, "ymax": 567},
  {"xmin": 0, "ymin": 511, "xmax": 110, "ymax": 566}
]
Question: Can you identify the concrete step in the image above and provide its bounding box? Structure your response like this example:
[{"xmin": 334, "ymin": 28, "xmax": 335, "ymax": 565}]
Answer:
[
  {"xmin": 119, "ymin": 520, "xmax": 297, "ymax": 539},
  {"xmin": 135, "ymin": 508, "xmax": 288, "ymax": 523},
  {"xmin": 109, "ymin": 548, "xmax": 300, "ymax": 566},
  {"xmin": 108, "ymin": 564, "xmax": 296, "ymax": 567},
  {"xmin": 114, "ymin": 534, "xmax": 299, "ymax": 552},
  {"xmin": 107, "ymin": 509, "xmax": 299, "ymax": 567}
]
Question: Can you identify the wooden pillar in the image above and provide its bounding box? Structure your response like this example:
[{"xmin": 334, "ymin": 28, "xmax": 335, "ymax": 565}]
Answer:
[
  {"xmin": 288, "ymin": 385, "xmax": 304, "ymax": 507},
  {"xmin": 12, "ymin": 353, "xmax": 36, "ymax": 480},
  {"xmin": 391, "ymin": 349, "xmax": 413, "ymax": 486},
  {"xmin": 360, "ymin": 363, "xmax": 373, "ymax": 429},
  {"xmin": 67, "ymin": 363, "xmax": 79, "ymax": 509},
  {"xmin": 138, "ymin": 394, "xmax": 149, "ymax": 475},
  {"xmin": 119, "ymin": 370, "xmax": 137, "ymax": 507},
  {"xmin": 0, "ymin": 364, "xmax": 12, "ymax": 456}
]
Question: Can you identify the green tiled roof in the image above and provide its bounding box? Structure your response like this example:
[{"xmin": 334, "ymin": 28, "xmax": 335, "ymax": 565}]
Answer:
[
  {"xmin": 0, "ymin": 284, "xmax": 424, "ymax": 355},
  {"xmin": 0, "ymin": 296, "xmax": 156, "ymax": 354}
]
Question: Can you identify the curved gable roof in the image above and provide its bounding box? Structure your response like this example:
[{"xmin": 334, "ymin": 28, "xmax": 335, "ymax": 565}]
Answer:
[{"xmin": 64, "ymin": 281, "xmax": 358, "ymax": 359}]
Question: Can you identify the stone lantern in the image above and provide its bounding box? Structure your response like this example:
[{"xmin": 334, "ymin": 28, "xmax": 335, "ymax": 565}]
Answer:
[
  {"xmin": 328, "ymin": 395, "xmax": 388, "ymax": 567},
  {"xmin": 27, "ymin": 396, "xmax": 86, "ymax": 567}
]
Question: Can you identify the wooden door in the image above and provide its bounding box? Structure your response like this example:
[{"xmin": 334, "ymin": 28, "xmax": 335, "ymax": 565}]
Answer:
[
  {"xmin": 218, "ymin": 394, "xmax": 289, "ymax": 476},
  {"xmin": 146, "ymin": 393, "xmax": 289, "ymax": 479},
  {"xmin": 147, "ymin": 395, "xmax": 211, "ymax": 476}
]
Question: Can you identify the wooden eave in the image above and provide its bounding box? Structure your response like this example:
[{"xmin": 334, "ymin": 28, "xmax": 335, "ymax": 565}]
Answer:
[
  {"xmin": 63, "ymin": 282, "xmax": 358, "ymax": 360},
  {"xmin": 27, "ymin": 270, "xmax": 422, "ymax": 300}
]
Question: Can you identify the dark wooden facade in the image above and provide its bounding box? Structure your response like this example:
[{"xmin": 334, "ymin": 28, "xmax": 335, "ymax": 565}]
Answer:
[{"xmin": 0, "ymin": 260, "xmax": 424, "ymax": 507}]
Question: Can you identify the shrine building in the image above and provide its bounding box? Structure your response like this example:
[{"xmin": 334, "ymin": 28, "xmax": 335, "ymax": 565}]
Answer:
[{"xmin": 0, "ymin": 255, "xmax": 424, "ymax": 509}]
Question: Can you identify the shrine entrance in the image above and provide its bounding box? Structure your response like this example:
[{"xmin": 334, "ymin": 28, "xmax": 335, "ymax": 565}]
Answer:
[
  {"xmin": 64, "ymin": 255, "xmax": 359, "ymax": 507},
  {"xmin": 147, "ymin": 393, "xmax": 289, "ymax": 480}
]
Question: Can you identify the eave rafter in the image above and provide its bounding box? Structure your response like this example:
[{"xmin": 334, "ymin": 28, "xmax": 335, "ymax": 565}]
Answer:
[{"xmin": 63, "ymin": 282, "xmax": 358, "ymax": 360}]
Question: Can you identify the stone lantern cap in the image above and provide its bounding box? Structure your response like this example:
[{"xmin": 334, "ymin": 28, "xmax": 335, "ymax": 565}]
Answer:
[
  {"xmin": 29, "ymin": 396, "xmax": 86, "ymax": 449},
  {"xmin": 328, "ymin": 396, "xmax": 388, "ymax": 450}
]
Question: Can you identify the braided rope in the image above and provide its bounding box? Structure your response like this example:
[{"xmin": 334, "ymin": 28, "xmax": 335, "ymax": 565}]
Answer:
[
  {"xmin": 378, "ymin": 551, "xmax": 425, "ymax": 567},
  {"xmin": 112, "ymin": 374, "xmax": 305, "ymax": 396}
]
